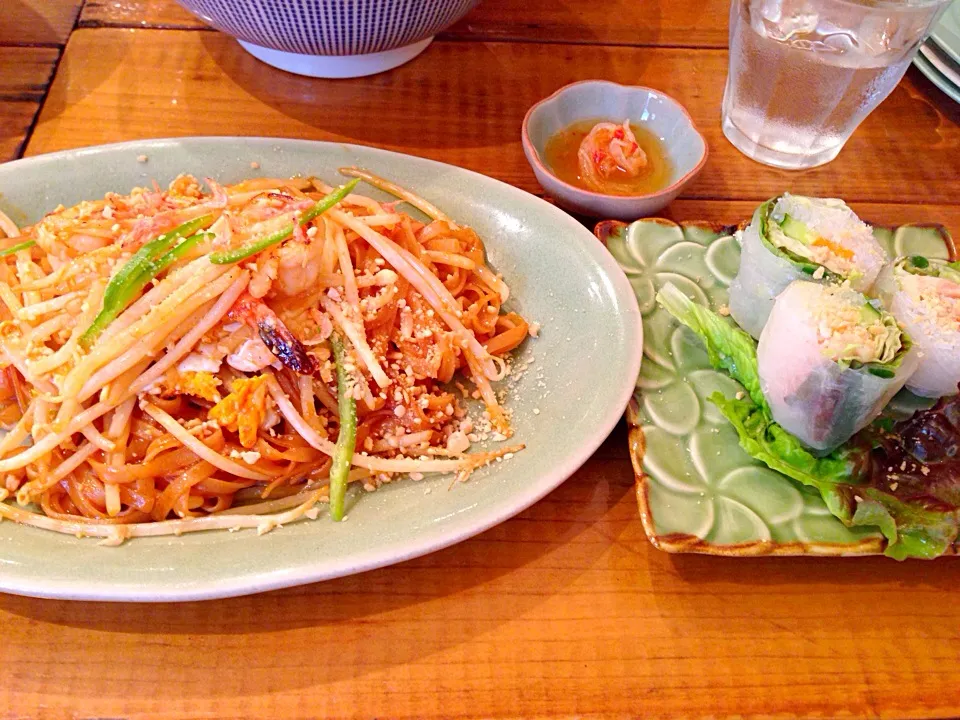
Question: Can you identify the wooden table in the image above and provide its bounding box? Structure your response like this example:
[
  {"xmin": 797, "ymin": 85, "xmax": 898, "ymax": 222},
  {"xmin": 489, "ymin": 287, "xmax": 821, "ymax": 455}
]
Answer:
[{"xmin": 2, "ymin": 2, "xmax": 960, "ymax": 718}]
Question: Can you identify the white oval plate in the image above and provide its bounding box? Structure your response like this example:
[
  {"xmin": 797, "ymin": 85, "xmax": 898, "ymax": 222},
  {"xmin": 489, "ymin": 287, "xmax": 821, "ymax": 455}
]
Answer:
[{"xmin": 0, "ymin": 138, "xmax": 642, "ymax": 601}]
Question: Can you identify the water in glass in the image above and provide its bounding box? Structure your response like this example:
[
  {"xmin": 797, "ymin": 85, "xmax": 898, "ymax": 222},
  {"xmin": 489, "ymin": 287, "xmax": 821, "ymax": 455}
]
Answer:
[{"xmin": 722, "ymin": 0, "xmax": 950, "ymax": 169}]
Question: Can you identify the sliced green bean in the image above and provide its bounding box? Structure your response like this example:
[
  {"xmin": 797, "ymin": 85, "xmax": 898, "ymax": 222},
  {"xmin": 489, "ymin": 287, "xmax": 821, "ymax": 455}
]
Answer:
[
  {"xmin": 329, "ymin": 334, "xmax": 357, "ymax": 522},
  {"xmin": 209, "ymin": 179, "xmax": 359, "ymax": 265},
  {"xmin": 80, "ymin": 215, "xmax": 212, "ymax": 348},
  {"xmin": 0, "ymin": 239, "xmax": 36, "ymax": 257}
]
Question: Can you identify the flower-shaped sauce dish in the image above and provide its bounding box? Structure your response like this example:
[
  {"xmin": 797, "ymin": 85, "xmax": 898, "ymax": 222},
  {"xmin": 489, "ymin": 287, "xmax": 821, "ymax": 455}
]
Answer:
[{"xmin": 522, "ymin": 81, "xmax": 707, "ymax": 220}]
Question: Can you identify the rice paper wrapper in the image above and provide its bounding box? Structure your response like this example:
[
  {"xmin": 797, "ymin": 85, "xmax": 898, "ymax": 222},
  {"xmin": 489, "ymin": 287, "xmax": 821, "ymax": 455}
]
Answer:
[
  {"xmin": 875, "ymin": 263, "xmax": 960, "ymax": 398},
  {"xmin": 728, "ymin": 212, "xmax": 807, "ymax": 339},
  {"xmin": 757, "ymin": 284, "xmax": 919, "ymax": 453},
  {"xmin": 729, "ymin": 196, "xmax": 886, "ymax": 340}
]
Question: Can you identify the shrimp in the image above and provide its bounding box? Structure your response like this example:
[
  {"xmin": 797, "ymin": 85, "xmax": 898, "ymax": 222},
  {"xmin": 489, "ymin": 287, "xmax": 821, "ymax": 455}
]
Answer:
[
  {"xmin": 245, "ymin": 222, "xmax": 324, "ymax": 299},
  {"xmin": 228, "ymin": 292, "xmax": 316, "ymax": 374},
  {"xmin": 274, "ymin": 226, "xmax": 324, "ymax": 297},
  {"xmin": 121, "ymin": 178, "xmax": 228, "ymax": 250},
  {"xmin": 237, "ymin": 192, "xmax": 307, "ymax": 223},
  {"xmin": 577, "ymin": 120, "xmax": 648, "ymax": 191}
]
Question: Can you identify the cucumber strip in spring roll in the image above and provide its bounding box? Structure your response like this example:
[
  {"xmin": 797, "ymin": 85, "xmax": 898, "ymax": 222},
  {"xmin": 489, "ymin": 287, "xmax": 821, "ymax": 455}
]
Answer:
[
  {"xmin": 729, "ymin": 194, "xmax": 887, "ymax": 339},
  {"xmin": 875, "ymin": 256, "xmax": 960, "ymax": 398},
  {"xmin": 757, "ymin": 281, "xmax": 917, "ymax": 454}
]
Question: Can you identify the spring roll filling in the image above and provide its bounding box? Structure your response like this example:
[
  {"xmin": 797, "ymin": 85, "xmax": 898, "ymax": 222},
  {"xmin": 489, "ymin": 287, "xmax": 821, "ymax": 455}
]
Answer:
[
  {"xmin": 803, "ymin": 285, "xmax": 902, "ymax": 368},
  {"xmin": 764, "ymin": 194, "xmax": 882, "ymax": 284},
  {"xmin": 895, "ymin": 257, "xmax": 960, "ymax": 332}
]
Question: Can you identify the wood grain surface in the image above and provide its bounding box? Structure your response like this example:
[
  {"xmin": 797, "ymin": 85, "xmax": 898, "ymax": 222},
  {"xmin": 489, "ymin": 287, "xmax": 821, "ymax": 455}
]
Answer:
[
  {"xmin": 3, "ymin": 428, "xmax": 960, "ymax": 719},
  {"xmin": 81, "ymin": 0, "xmax": 201, "ymax": 29},
  {"xmin": 0, "ymin": 0, "xmax": 82, "ymax": 45},
  {"xmin": 79, "ymin": 0, "xmax": 731, "ymax": 47},
  {"xmin": 5, "ymin": 3, "xmax": 960, "ymax": 719},
  {"xmin": 0, "ymin": 47, "xmax": 59, "ymax": 162},
  {"xmin": 27, "ymin": 29, "xmax": 960, "ymax": 211}
]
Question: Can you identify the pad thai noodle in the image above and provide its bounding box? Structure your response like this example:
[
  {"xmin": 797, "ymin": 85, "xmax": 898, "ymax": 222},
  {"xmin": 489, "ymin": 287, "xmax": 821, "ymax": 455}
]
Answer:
[{"xmin": 0, "ymin": 169, "xmax": 529, "ymax": 543}]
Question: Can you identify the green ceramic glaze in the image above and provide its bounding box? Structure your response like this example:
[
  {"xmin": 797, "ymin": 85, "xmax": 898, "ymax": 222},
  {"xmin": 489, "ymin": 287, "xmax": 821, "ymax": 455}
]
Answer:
[
  {"xmin": 0, "ymin": 138, "xmax": 643, "ymax": 600},
  {"xmin": 914, "ymin": 51, "xmax": 960, "ymax": 105},
  {"xmin": 931, "ymin": 0, "xmax": 960, "ymax": 66},
  {"xmin": 610, "ymin": 218, "xmax": 952, "ymax": 554}
]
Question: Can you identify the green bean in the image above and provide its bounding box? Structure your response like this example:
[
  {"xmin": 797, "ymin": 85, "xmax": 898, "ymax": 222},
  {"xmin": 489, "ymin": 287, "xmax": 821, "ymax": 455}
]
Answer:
[
  {"xmin": 329, "ymin": 334, "xmax": 357, "ymax": 522},
  {"xmin": 209, "ymin": 179, "xmax": 359, "ymax": 265},
  {"xmin": 80, "ymin": 215, "xmax": 212, "ymax": 348},
  {"xmin": 0, "ymin": 239, "xmax": 36, "ymax": 257}
]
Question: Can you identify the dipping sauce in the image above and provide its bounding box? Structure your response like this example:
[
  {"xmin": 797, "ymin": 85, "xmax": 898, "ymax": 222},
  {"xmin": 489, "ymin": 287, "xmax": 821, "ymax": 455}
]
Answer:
[{"xmin": 543, "ymin": 119, "xmax": 672, "ymax": 196}]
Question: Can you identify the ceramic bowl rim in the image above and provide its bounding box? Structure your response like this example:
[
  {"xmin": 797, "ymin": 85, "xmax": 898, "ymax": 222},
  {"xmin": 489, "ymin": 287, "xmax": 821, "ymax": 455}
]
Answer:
[{"xmin": 521, "ymin": 80, "xmax": 708, "ymax": 203}]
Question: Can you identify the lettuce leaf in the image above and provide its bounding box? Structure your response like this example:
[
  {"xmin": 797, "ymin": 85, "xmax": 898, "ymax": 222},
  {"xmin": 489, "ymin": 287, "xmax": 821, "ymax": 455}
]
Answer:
[
  {"xmin": 756, "ymin": 198, "xmax": 841, "ymax": 280},
  {"xmin": 655, "ymin": 282, "xmax": 960, "ymax": 559},
  {"xmin": 655, "ymin": 283, "xmax": 766, "ymax": 410},
  {"xmin": 708, "ymin": 392, "xmax": 863, "ymax": 516},
  {"xmin": 853, "ymin": 490, "xmax": 956, "ymax": 560},
  {"xmin": 712, "ymin": 391, "xmax": 960, "ymax": 558}
]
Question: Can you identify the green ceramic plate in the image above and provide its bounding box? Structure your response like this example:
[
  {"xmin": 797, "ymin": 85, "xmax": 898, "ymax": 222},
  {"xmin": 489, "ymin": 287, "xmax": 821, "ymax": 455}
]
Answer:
[
  {"xmin": 915, "ymin": 46, "xmax": 960, "ymax": 105},
  {"xmin": 0, "ymin": 138, "xmax": 643, "ymax": 600},
  {"xmin": 931, "ymin": 0, "xmax": 960, "ymax": 67},
  {"xmin": 598, "ymin": 217, "xmax": 954, "ymax": 556}
]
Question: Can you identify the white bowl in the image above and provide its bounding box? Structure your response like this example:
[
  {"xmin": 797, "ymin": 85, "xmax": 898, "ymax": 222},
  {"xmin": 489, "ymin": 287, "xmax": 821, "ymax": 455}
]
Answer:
[{"xmin": 522, "ymin": 81, "xmax": 708, "ymax": 220}]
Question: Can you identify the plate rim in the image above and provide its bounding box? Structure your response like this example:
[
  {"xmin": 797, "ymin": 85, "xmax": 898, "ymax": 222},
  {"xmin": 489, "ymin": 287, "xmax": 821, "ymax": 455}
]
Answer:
[
  {"xmin": 930, "ymin": 0, "xmax": 960, "ymax": 67},
  {"xmin": 0, "ymin": 136, "xmax": 644, "ymax": 601},
  {"xmin": 920, "ymin": 41, "xmax": 960, "ymax": 86},
  {"xmin": 914, "ymin": 50, "xmax": 960, "ymax": 104}
]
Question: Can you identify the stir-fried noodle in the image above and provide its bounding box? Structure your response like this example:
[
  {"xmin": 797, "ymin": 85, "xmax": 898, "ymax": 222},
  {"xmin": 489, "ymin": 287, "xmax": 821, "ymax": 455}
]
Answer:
[{"xmin": 0, "ymin": 170, "xmax": 529, "ymax": 542}]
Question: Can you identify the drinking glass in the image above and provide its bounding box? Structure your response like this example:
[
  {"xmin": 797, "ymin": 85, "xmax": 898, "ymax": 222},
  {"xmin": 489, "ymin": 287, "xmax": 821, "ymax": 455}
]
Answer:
[{"xmin": 722, "ymin": 0, "xmax": 951, "ymax": 169}]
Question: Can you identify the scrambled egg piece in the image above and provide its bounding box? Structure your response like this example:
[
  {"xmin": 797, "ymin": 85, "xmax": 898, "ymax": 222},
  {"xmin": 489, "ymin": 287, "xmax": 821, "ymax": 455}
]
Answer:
[
  {"xmin": 151, "ymin": 370, "xmax": 222, "ymax": 403},
  {"xmin": 208, "ymin": 374, "xmax": 271, "ymax": 448},
  {"xmin": 178, "ymin": 371, "xmax": 222, "ymax": 403}
]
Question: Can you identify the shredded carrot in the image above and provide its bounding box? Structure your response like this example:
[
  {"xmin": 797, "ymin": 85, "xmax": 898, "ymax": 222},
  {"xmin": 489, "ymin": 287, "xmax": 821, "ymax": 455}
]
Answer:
[{"xmin": 812, "ymin": 237, "xmax": 854, "ymax": 260}]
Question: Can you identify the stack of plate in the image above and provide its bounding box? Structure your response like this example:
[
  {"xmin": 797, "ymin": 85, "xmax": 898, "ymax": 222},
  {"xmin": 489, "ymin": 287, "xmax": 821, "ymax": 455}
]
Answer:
[{"xmin": 915, "ymin": 0, "xmax": 960, "ymax": 104}]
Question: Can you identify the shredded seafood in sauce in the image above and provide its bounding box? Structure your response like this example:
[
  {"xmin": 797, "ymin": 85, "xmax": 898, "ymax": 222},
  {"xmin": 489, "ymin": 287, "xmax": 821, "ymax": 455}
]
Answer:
[
  {"xmin": 0, "ymin": 169, "xmax": 529, "ymax": 542},
  {"xmin": 577, "ymin": 120, "xmax": 648, "ymax": 188},
  {"xmin": 543, "ymin": 119, "xmax": 672, "ymax": 196}
]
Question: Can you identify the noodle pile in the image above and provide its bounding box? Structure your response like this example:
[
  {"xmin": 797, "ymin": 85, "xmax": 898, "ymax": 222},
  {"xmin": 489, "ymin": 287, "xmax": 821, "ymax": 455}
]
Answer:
[{"xmin": 0, "ymin": 169, "xmax": 529, "ymax": 542}]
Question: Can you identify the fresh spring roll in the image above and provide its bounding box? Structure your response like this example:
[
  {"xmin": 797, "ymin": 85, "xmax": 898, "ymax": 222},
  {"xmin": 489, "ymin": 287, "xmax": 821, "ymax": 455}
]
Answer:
[
  {"xmin": 728, "ymin": 194, "xmax": 887, "ymax": 339},
  {"xmin": 874, "ymin": 256, "xmax": 960, "ymax": 398},
  {"xmin": 757, "ymin": 281, "xmax": 917, "ymax": 453}
]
